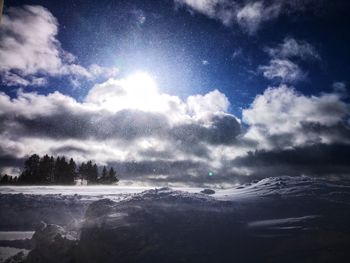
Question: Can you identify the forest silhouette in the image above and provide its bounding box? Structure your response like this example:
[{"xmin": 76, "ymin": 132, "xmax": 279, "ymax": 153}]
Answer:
[{"xmin": 0, "ymin": 154, "xmax": 118, "ymax": 185}]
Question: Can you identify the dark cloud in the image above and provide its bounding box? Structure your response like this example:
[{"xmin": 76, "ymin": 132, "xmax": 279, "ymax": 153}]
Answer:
[
  {"xmin": 300, "ymin": 121, "xmax": 350, "ymax": 143},
  {"xmin": 0, "ymin": 147, "xmax": 24, "ymax": 170},
  {"xmin": 1, "ymin": 109, "xmax": 169, "ymax": 141},
  {"xmin": 0, "ymin": 154, "xmax": 24, "ymax": 170},
  {"xmin": 171, "ymin": 114, "xmax": 241, "ymax": 145},
  {"xmin": 232, "ymin": 143, "xmax": 350, "ymax": 178},
  {"xmin": 246, "ymin": 121, "xmax": 350, "ymax": 150},
  {"xmin": 108, "ymin": 159, "xmax": 244, "ymax": 186},
  {"xmin": 1, "ymin": 103, "xmax": 241, "ymax": 147},
  {"xmin": 138, "ymin": 149, "xmax": 175, "ymax": 160}
]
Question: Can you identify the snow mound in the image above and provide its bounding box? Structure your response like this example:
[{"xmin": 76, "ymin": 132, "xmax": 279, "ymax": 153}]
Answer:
[
  {"xmin": 216, "ymin": 175, "xmax": 350, "ymax": 203},
  {"xmin": 76, "ymin": 180, "xmax": 350, "ymax": 262}
]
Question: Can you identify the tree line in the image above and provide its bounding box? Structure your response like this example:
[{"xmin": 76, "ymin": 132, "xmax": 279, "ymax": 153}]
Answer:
[{"xmin": 0, "ymin": 154, "xmax": 119, "ymax": 185}]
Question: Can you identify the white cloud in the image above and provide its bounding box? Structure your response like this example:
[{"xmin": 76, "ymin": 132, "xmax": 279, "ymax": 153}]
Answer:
[
  {"xmin": 236, "ymin": 1, "xmax": 281, "ymax": 34},
  {"xmin": 176, "ymin": 0, "xmax": 278, "ymax": 33},
  {"xmin": 1, "ymin": 79, "xmax": 350, "ymax": 183},
  {"xmin": 0, "ymin": 5, "xmax": 118, "ymax": 86},
  {"xmin": 332, "ymin": 81, "xmax": 347, "ymax": 94},
  {"xmin": 86, "ymin": 73, "xmax": 231, "ymax": 121},
  {"xmin": 259, "ymin": 37, "xmax": 320, "ymax": 83},
  {"xmin": 2, "ymin": 72, "xmax": 48, "ymax": 87},
  {"xmin": 265, "ymin": 37, "xmax": 320, "ymax": 61},
  {"xmin": 259, "ymin": 59, "xmax": 305, "ymax": 83},
  {"xmin": 231, "ymin": 48, "xmax": 243, "ymax": 59},
  {"xmin": 177, "ymin": 0, "xmax": 219, "ymax": 15},
  {"xmin": 175, "ymin": 0, "xmax": 307, "ymax": 34},
  {"xmin": 186, "ymin": 89, "xmax": 230, "ymax": 116},
  {"xmin": 85, "ymin": 73, "xmax": 187, "ymax": 122},
  {"xmin": 175, "ymin": 0, "xmax": 237, "ymax": 26},
  {"xmin": 0, "ymin": 5, "xmax": 61, "ymax": 75},
  {"xmin": 243, "ymin": 85, "xmax": 350, "ymax": 149},
  {"xmin": 175, "ymin": 0, "xmax": 326, "ymax": 34}
]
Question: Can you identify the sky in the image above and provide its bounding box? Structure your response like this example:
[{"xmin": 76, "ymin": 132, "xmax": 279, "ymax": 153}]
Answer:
[{"xmin": 0, "ymin": 0, "xmax": 350, "ymax": 187}]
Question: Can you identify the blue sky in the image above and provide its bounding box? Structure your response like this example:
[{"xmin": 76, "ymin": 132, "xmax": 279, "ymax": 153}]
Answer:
[
  {"xmin": 4, "ymin": 0, "xmax": 350, "ymax": 112},
  {"xmin": 0, "ymin": 0, "xmax": 350, "ymax": 186}
]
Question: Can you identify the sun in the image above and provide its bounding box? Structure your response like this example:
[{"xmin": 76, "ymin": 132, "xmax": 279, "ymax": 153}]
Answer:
[
  {"xmin": 122, "ymin": 71, "xmax": 165, "ymax": 112},
  {"xmin": 86, "ymin": 71, "xmax": 170, "ymax": 113},
  {"xmin": 125, "ymin": 72, "xmax": 158, "ymax": 94}
]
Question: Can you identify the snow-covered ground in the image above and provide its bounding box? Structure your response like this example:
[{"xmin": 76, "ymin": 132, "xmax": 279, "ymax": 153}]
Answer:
[
  {"xmin": 0, "ymin": 185, "xmax": 152, "ymax": 199},
  {"xmin": 0, "ymin": 185, "xmax": 202, "ymax": 201},
  {"xmin": 0, "ymin": 232, "xmax": 34, "ymax": 241},
  {"xmin": 1, "ymin": 176, "xmax": 350, "ymax": 262}
]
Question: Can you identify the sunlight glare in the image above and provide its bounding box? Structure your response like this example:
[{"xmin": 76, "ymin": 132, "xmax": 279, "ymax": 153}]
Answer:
[
  {"xmin": 121, "ymin": 71, "xmax": 165, "ymax": 112},
  {"xmin": 125, "ymin": 72, "xmax": 158, "ymax": 94}
]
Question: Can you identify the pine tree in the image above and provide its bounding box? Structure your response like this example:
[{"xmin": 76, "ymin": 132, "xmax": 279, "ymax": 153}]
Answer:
[
  {"xmin": 12, "ymin": 176, "xmax": 18, "ymax": 184},
  {"xmin": 15, "ymin": 155, "xmax": 121, "ymax": 185},
  {"xmin": 8, "ymin": 176, "xmax": 13, "ymax": 184},
  {"xmin": 0, "ymin": 174, "xmax": 9, "ymax": 184},
  {"xmin": 19, "ymin": 154, "xmax": 40, "ymax": 184},
  {"xmin": 78, "ymin": 162, "xmax": 87, "ymax": 185},
  {"xmin": 90, "ymin": 164, "xmax": 98, "ymax": 183},
  {"xmin": 54, "ymin": 156, "xmax": 70, "ymax": 184},
  {"xmin": 38, "ymin": 155, "xmax": 52, "ymax": 184},
  {"xmin": 53, "ymin": 157, "xmax": 61, "ymax": 184},
  {"xmin": 85, "ymin": 161, "xmax": 93, "ymax": 183},
  {"xmin": 100, "ymin": 166, "xmax": 108, "ymax": 183},
  {"xmin": 81, "ymin": 161, "xmax": 98, "ymax": 184},
  {"xmin": 67, "ymin": 158, "xmax": 77, "ymax": 184},
  {"xmin": 108, "ymin": 167, "xmax": 119, "ymax": 184}
]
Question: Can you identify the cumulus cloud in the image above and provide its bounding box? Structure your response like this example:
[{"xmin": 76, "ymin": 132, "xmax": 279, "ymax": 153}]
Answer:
[
  {"xmin": 1, "ymin": 79, "xmax": 350, "ymax": 184},
  {"xmin": 218, "ymin": 84, "xmax": 350, "ymax": 180},
  {"xmin": 243, "ymin": 85, "xmax": 350, "ymax": 149},
  {"xmin": 0, "ymin": 5, "xmax": 118, "ymax": 86},
  {"xmin": 186, "ymin": 89, "xmax": 230, "ymax": 116},
  {"xmin": 0, "ymin": 74, "xmax": 246, "ymax": 185}
]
